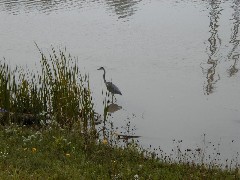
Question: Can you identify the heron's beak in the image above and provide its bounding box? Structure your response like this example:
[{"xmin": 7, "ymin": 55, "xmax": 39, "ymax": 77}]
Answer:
[{"xmin": 97, "ymin": 67, "xmax": 102, "ymax": 70}]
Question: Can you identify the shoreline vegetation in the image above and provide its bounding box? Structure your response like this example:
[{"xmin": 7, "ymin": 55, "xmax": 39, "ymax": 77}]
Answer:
[{"xmin": 0, "ymin": 47, "xmax": 239, "ymax": 179}]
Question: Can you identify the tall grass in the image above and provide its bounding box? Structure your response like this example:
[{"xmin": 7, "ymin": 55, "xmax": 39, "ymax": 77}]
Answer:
[{"xmin": 0, "ymin": 46, "xmax": 95, "ymax": 136}]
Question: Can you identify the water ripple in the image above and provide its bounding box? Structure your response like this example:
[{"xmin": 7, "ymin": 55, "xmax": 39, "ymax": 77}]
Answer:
[
  {"xmin": 0, "ymin": 0, "xmax": 142, "ymax": 19},
  {"xmin": 105, "ymin": 0, "xmax": 142, "ymax": 19},
  {"xmin": 0, "ymin": 0, "xmax": 98, "ymax": 14}
]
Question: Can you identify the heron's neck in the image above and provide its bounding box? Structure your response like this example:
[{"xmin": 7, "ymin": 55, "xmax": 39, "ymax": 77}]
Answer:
[{"xmin": 103, "ymin": 69, "xmax": 107, "ymax": 84}]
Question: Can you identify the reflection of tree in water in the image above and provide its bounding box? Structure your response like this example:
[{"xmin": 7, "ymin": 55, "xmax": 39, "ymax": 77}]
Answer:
[
  {"xmin": 227, "ymin": 0, "xmax": 240, "ymax": 77},
  {"xmin": 202, "ymin": 0, "xmax": 240, "ymax": 95},
  {"xmin": 202, "ymin": 0, "xmax": 222, "ymax": 95},
  {"xmin": 105, "ymin": 0, "xmax": 141, "ymax": 19}
]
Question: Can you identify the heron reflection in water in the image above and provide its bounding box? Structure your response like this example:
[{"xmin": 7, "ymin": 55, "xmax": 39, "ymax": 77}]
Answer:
[
  {"xmin": 94, "ymin": 103, "xmax": 122, "ymax": 125},
  {"xmin": 97, "ymin": 67, "xmax": 122, "ymax": 102}
]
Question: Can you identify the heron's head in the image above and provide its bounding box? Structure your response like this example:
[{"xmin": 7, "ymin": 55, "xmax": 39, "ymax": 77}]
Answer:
[{"xmin": 97, "ymin": 67, "xmax": 105, "ymax": 71}]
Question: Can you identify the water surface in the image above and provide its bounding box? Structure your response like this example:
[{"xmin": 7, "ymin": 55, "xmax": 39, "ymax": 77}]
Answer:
[{"xmin": 0, "ymin": 0, "xmax": 240, "ymax": 163}]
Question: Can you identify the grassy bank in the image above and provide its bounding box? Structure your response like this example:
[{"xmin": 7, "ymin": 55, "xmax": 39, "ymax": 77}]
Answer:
[
  {"xmin": 0, "ymin": 47, "xmax": 239, "ymax": 179},
  {"xmin": 0, "ymin": 124, "xmax": 239, "ymax": 179}
]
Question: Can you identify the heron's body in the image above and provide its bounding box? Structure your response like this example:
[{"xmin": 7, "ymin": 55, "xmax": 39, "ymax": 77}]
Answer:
[
  {"xmin": 106, "ymin": 82, "xmax": 122, "ymax": 95},
  {"xmin": 98, "ymin": 67, "xmax": 122, "ymax": 101}
]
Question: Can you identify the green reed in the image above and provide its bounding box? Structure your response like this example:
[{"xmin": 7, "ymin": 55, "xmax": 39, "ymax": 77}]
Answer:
[
  {"xmin": 0, "ymin": 46, "xmax": 95, "ymax": 137},
  {"xmin": 0, "ymin": 60, "xmax": 12, "ymax": 124}
]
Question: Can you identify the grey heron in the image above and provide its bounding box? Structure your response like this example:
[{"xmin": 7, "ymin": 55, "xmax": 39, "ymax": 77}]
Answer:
[{"xmin": 97, "ymin": 67, "xmax": 122, "ymax": 102}]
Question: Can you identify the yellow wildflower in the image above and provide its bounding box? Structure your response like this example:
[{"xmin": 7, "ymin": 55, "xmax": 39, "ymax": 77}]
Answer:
[
  {"xmin": 32, "ymin": 148, "xmax": 37, "ymax": 153},
  {"xmin": 102, "ymin": 139, "xmax": 108, "ymax": 145}
]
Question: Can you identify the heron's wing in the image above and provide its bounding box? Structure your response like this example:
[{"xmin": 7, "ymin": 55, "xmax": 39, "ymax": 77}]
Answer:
[{"xmin": 106, "ymin": 82, "xmax": 122, "ymax": 95}]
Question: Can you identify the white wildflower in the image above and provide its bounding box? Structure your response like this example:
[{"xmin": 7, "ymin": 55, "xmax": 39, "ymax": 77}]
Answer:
[{"xmin": 134, "ymin": 174, "xmax": 139, "ymax": 180}]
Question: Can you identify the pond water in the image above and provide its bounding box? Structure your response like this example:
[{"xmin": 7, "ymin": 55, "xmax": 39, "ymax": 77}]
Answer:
[{"xmin": 0, "ymin": 0, "xmax": 240, "ymax": 164}]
